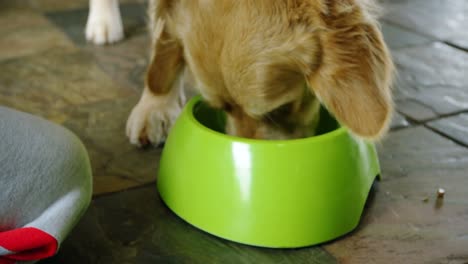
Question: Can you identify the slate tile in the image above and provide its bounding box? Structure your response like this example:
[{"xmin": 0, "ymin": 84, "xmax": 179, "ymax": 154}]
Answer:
[
  {"xmin": 325, "ymin": 126, "xmax": 468, "ymax": 263},
  {"xmin": 62, "ymin": 98, "xmax": 163, "ymax": 195},
  {"xmin": 381, "ymin": 22, "xmax": 432, "ymax": 50},
  {"xmin": 382, "ymin": 0, "xmax": 468, "ymax": 49},
  {"xmin": 427, "ymin": 113, "xmax": 468, "ymax": 147},
  {"xmin": 0, "ymin": 49, "xmax": 133, "ymax": 121},
  {"xmin": 392, "ymin": 42, "xmax": 468, "ymax": 121},
  {"xmin": 390, "ymin": 112, "xmax": 410, "ymax": 130},
  {"xmin": 0, "ymin": 7, "xmax": 75, "ymax": 61},
  {"xmin": 43, "ymin": 187, "xmax": 338, "ymax": 264}
]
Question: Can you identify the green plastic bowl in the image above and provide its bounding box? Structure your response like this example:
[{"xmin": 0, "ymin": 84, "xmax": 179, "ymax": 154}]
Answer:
[{"xmin": 157, "ymin": 96, "xmax": 380, "ymax": 248}]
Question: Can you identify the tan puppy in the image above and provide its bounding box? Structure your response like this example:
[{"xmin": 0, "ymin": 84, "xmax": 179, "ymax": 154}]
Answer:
[{"xmin": 126, "ymin": 0, "xmax": 394, "ymax": 146}]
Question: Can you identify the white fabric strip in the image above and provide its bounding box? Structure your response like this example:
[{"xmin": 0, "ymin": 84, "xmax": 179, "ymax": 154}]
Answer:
[{"xmin": 0, "ymin": 244, "xmax": 14, "ymax": 256}]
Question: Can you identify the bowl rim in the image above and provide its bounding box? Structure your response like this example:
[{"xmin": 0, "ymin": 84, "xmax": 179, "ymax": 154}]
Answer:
[{"xmin": 184, "ymin": 96, "xmax": 349, "ymax": 145}]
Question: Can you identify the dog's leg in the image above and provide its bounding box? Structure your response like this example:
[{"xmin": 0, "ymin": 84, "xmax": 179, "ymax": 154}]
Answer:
[
  {"xmin": 126, "ymin": 16, "xmax": 185, "ymax": 147},
  {"xmin": 85, "ymin": 0, "xmax": 124, "ymax": 45},
  {"xmin": 126, "ymin": 74, "xmax": 185, "ymax": 147}
]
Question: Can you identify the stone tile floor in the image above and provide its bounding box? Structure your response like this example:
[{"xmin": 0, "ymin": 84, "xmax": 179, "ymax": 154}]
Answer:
[{"xmin": 0, "ymin": 0, "xmax": 467, "ymax": 263}]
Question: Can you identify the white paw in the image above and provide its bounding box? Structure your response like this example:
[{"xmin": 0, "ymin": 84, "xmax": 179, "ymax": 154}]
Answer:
[
  {"xmin": 126, "ymin": 92, "xmax": 183, "ymax": 147},
  {"xmin": 85, "ymin": 0, "xmax": 124, "ymax": 45}
]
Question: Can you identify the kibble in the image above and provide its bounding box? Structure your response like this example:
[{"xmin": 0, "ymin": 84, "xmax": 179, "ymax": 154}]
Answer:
[{"xmin": 437, "ymin": 188, "xmax": 445, "ymax": 199}]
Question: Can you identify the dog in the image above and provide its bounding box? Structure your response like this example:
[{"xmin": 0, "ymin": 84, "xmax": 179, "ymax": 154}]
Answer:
[
  {"xmin": 85, "ymin": 0, "xmax": 124, "ymax": 45},
  {"xmin": 86, "ymin": 0, "xmax": 394, "ymax": 145}
]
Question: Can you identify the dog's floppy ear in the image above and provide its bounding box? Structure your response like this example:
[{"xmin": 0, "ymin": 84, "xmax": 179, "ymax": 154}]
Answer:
[{"xmin": 305, "ymin": 1, "xmax": 394, "ymax": 140}]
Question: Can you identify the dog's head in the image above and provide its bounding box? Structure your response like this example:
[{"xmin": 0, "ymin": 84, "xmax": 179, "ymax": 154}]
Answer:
[{"xmin": 185, "ymin": 0, "xmax": 394, "ymax": 140}]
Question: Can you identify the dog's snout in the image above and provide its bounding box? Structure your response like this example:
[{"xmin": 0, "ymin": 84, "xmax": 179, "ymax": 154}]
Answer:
[{"xmin": 225, "ymin": 107, "xmax": 263, "ymax": 139}]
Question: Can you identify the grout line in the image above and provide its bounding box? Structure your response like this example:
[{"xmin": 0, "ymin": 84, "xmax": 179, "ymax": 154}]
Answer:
[
  {"xmin": 421, "ymin": 109, "xmax": 468, "ymax": 124},
  {"xmin": 424, "ymin": 124, "xmax": 468, "ymax": 148},
  {"xmin": 382, "ymin": 20, "xmax": 468, "ymax": 53},
  {"xmin": 395, "ymin": 110, "xmax": 420, "ymax": 125},
  {"xmin": 92, "ymin": 181, "xmax": 157, "ymax": 200},
  {"xmin": 396, "ymin": 109, "xmax": 468, "ymax": 125},
  {"xmin": 390, "ymin": 125, "xmax": 412, "ymax": 132},
  {"xmin": 442, "ymin": 41, "xmax": 468, "ymax": 53}
]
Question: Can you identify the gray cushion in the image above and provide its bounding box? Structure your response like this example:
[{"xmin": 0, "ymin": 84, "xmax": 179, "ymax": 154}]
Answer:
[{"xmin": 0, "ymin": 106, "xmax": 92, "ymax": 261}]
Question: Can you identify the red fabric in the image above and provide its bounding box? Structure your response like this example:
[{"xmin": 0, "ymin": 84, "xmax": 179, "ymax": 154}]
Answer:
[
  {"xmin": 0, "ymin": 227, "xmax": 57, "ymax": 262},
  {"xmin": 0, "ymin": 258, "xmax": 14, "ymax": 264}
]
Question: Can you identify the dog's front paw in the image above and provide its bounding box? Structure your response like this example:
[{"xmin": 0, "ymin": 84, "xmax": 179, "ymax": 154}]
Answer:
[
  {"xmin": 126, "ymin": 97, "xmax": 182, "ymax": 147},
  {"xmin": 85, "ymin": 0, "xmax": 124, "ymax": 45}
]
